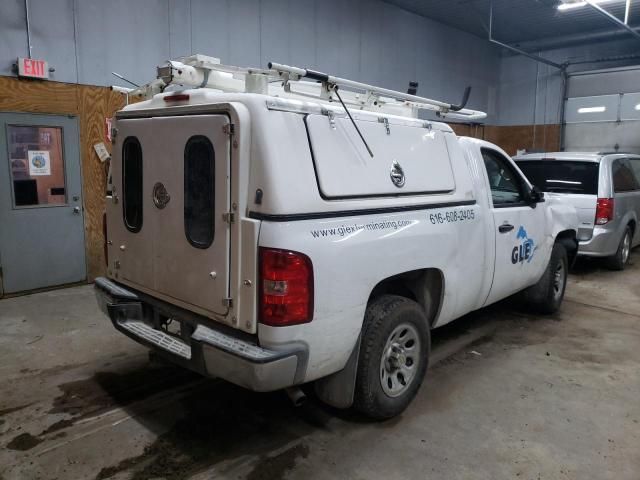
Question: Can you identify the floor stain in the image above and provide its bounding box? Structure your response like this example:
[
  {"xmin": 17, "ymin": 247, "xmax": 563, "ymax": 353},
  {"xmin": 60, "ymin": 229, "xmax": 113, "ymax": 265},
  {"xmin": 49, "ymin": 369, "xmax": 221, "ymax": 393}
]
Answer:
[
  {"xmin": 47, "ymin": 363, "xmax": 199, "ymax": 428},
  {"xmin": 94, "ymin": 382, "xmax": 318, "ymax": 480},
  {"xmin": 0, "ymin": 404, "xmax": 32, "ymax": 417},
  {"xmin": 6, "ymin": 432, "xmax": 43, "ymax": 451},
  {"xmin": 246, "ymin": 443, "xmax": 310, "ymax": 480}
]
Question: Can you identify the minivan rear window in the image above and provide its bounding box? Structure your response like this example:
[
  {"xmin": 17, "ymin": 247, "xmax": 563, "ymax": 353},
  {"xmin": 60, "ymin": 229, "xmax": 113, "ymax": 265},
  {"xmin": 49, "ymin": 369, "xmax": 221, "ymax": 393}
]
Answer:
[
  {"xmin": 184, "ymin": 135, "xmax": 215, "ymax": 249},
  {"xmin": 122, "ymin": 137, "xmax": 143, "ymax": 232},
  {"xmin": 516, "ymin": 160, "xmax": 599, "ymax": 195}
]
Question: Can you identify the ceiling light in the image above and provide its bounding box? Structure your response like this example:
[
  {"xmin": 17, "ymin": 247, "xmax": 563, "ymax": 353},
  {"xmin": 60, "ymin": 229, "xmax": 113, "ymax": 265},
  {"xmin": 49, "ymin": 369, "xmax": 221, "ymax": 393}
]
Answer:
[
  {"xmin": 635, "ymin": 104, "xmax": 640, "ymax": 111},
  {"xmin": 578, "ymin": 106, "xmax": 606, "ymax": 113},
  {"xmin": 558, "ymin": 0, "xmax": 619, "ymax": 11}
]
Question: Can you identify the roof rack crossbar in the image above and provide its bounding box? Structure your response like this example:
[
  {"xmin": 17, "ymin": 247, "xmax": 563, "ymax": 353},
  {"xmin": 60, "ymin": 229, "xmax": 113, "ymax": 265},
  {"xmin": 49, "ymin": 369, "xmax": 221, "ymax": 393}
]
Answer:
[
  {"xmin": 117, "ymin": 54, "xmax": 487, "ymax": 122},
  {"xmin": 267, "ymin": 62, "xmax": 486, "ymax": 121}
]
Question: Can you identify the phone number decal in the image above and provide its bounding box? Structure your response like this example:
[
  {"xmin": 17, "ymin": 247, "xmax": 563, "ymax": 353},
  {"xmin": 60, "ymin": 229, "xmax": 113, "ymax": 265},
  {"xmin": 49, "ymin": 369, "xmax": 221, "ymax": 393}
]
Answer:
[{"xmin": 429, "ymin": 209, "xmax": 475, "ymax": 224}]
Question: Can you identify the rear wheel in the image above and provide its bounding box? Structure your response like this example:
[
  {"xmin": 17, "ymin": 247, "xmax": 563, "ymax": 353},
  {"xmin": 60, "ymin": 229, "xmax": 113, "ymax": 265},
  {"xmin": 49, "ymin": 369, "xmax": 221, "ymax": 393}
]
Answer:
[
  {"xmin": 519, "ymin": 243, "xmax": 568, "ymax": 315},
  {"xmin": 354, "ymin": 295, "xmax": 430, "ymax": 420},
  {"xmin": 607, "ymin": 227, "xmax": 632, "ymax": 271}
]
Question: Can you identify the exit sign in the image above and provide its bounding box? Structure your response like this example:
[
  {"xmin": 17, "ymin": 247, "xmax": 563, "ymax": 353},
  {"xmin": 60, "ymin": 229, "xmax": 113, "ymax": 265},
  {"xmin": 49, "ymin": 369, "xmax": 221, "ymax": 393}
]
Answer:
[{"xmin": 17, "ymin": 57, "xmax": 49, "ymax": 80}]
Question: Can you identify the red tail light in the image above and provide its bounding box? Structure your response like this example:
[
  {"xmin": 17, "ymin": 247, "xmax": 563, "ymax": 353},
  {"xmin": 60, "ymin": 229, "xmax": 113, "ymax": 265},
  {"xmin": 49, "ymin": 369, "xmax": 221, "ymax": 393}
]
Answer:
[
  {"xmin": 259, "ymin": 248, "xmax": 313, "ymax": 326},
  {"xmin": 163, "ymin": 93, "xmax": 190, "ymax": 102},
  {"xmin": 595, "ymin": 198, "xmax": 614, "ymax": 225}
]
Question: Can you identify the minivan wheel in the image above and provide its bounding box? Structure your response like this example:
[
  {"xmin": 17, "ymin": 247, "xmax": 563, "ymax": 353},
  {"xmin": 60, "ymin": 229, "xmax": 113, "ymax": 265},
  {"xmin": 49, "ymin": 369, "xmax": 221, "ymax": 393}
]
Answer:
[
  {"xmin": 354, "ymin": 295, "xmax": 430, "ymax": 420},
  {"xmin": 518, "ymin": 243, "xmax": 568, "ymax": 315},
  {"xmin": 607, "ymin": 227, "xmax": 632, "ymax": 271}
]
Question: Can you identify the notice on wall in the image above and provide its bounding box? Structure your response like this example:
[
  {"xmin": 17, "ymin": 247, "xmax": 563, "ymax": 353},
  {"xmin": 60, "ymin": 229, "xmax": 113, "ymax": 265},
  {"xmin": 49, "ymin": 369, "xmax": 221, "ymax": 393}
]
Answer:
[
  {"xmin": 93, "ymin": 142, "xmax": 111, "ymax": 163},
  {"xmin": 28, "ymin": 150, "xmax": 51, "ymax": 176}
]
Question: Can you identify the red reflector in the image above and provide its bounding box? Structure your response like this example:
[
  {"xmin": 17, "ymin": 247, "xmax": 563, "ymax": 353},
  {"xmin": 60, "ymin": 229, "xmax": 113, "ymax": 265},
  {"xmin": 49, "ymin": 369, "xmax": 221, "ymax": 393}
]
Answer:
[
  {"xmin": 595, "ymin": 198, "xmax": 614, "ymax": 225},
  {"xmin": 163, "ymin": 94, "xmax": 190, "ymax": 102},
  {"xmin": 259, "ymin": 248, "xmax": 313, "ymax": 327}
]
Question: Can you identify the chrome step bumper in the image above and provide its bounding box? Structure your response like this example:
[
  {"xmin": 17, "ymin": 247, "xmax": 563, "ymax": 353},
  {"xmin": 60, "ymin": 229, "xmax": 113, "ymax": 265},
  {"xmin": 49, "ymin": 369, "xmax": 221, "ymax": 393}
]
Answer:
[{"xmin": 94, "ymin": 277, "xmax": 307, "ymax": 391}]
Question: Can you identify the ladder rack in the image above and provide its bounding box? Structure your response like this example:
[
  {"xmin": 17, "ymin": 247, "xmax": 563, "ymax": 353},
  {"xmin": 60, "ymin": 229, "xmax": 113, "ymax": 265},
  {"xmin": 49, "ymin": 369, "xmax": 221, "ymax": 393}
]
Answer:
[{"xmin": 118, "ymin": 54, "xmax": 487, "ymax": 122}]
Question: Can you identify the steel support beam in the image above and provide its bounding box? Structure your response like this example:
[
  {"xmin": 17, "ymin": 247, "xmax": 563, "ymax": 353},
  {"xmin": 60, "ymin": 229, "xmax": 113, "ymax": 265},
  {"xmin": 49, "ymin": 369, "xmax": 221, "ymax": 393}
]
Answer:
[
  {"xmin": 585, "ymin": 0, "xmax": 640, "ymax": 42},
  {"xmin": 488, "ymin": 1, "xmax": 565, "ymax": 70}
]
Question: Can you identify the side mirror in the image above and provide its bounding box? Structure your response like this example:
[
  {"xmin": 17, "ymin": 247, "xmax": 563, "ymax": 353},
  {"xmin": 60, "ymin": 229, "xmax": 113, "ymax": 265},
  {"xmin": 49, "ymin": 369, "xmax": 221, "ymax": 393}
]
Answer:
[{"xmin": 529, "ymin": 185, "xmax": 545, "ymax": 205}]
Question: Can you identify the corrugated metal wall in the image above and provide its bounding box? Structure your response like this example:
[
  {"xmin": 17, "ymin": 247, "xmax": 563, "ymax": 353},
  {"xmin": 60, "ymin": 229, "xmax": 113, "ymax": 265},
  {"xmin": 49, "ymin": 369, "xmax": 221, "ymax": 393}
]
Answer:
[{"xmin": 0, "ymin": 0, "xmax": 501, "ymax": 121}]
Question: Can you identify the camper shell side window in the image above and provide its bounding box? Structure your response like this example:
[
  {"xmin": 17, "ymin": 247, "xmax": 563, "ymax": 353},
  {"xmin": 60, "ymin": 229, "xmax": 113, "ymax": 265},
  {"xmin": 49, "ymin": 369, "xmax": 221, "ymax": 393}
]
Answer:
[
  {"xmin": 184, "ymin": 135, "xmax": 215, "ymax": 249},
  {"xmin": 122, "ymin": 137, "xmax": 143, "ymax": 233}
]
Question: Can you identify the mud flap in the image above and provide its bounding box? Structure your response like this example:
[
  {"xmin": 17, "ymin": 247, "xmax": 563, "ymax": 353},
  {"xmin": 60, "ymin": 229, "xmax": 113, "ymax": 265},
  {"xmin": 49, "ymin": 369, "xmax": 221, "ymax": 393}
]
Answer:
[{"xmin": 314, "ymin": 336, "xmax": 361, "ymax": 409}]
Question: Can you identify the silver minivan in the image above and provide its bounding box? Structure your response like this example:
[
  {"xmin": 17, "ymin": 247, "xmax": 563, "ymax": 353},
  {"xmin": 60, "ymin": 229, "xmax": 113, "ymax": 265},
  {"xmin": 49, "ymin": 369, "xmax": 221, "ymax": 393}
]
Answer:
[{"xmin": 515, "ymin": 152, "xmax": 640, "ymax": 270}]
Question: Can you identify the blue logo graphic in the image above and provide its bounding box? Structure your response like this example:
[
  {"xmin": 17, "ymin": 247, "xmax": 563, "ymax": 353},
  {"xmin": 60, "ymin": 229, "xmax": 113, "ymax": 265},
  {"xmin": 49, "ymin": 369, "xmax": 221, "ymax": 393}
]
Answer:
[{"xmin": 512, "ymin": 226, "xmax": 537, "ymax": 264}]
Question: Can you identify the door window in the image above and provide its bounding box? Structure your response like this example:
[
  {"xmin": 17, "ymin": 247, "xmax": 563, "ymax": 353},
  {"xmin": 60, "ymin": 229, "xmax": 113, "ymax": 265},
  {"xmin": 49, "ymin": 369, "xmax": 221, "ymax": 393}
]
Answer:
[
  {"xmin": 482, "ymin": 149, "xmax": 526, "ymax": 206},
  {"xmin": 184, "ymin": 135, "xmax": 215, "ymax": 249},
  {"xmin": 7, "ymin": 125, "xmax": 66, "ymax": 207},
  {"xmin": 612, "ymin": 159, "xmax": 639, "ymax": 192},
  {"xmin": 122, "ymin": 137, "xmax": 143, "ymax": 232}
]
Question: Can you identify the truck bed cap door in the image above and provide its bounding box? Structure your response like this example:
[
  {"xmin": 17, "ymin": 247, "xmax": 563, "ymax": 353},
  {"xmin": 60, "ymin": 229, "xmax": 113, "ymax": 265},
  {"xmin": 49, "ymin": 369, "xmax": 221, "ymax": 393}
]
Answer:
[{"xmin": 109, "ymin": 114, "xmax": 231, "ymax": 317}]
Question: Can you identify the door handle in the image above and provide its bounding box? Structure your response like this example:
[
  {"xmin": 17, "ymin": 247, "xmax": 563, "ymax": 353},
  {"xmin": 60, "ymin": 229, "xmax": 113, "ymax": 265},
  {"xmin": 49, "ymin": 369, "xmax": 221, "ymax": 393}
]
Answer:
[
  {"xmin": 73, "ymin": 206, "xmax": 81, "ymax": 215},
  {"xmin": 499, "ymin": 223, "xmax": 514, "ymax": 233}
]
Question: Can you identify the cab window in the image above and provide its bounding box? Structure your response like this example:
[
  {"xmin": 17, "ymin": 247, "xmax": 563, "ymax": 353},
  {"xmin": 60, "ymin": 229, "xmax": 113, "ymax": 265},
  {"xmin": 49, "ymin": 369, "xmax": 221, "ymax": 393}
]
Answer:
[
  {"xmin": 122, "ymin": 137, "xmax": 143, "ymax": 233},
  {"xmin": 184, "ymin": 135, "xmax": 215, "ymax": 249},
  {"xmin": 481, "ymin": 148, "xmax": 526, "ymax": 207},
  {"xmin": 613, "ymin": 159, "xmax": 640, "ymax": 192}
]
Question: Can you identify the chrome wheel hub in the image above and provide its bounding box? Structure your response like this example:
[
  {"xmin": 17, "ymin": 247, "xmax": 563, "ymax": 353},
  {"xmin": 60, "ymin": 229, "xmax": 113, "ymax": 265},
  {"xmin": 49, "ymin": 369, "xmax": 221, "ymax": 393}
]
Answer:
[
  {"xmin": 622, "ymin": 233, "xmax": 631, "ymax": 264},
  {"xmin": 380, "ymin": 323, "xmax": 421, "ymax": 398}
]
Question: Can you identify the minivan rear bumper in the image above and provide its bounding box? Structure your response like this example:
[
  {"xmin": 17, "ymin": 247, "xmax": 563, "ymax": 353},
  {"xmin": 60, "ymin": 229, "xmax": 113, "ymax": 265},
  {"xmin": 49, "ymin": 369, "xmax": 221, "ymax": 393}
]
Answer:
[
  {"xmin": 94, "ymin": 277, "xmax": 307, "ymax": 392},
  {"xmin": 578, "ymin": 225, "xmax": 620, "ymax": 257}
]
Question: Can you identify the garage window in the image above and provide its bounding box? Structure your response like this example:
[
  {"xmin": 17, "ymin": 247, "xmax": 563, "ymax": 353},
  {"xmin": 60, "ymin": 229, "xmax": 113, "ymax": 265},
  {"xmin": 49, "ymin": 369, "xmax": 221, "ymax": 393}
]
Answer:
[
  {"xmin": 122, "ymin": 137, "xmax": 143, "ymax": 233},
  {"xmin": 184, "ymin": 135, "xmax": 215, "ymax": 249}
]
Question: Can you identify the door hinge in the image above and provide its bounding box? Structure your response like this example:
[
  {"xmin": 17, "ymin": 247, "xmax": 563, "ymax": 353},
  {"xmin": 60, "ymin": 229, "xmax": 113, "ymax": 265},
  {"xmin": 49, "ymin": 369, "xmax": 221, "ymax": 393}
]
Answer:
[
  {"xmin": 222, "ymin": 212, "xmax": 235, "ymax": 224},
  {"xmin": 222, "ymin": 297, "xmax": 233, "ymax": 308},
  {"xmin": 222, "ymin": 123, "xmax": 235, "ymax": 136}
]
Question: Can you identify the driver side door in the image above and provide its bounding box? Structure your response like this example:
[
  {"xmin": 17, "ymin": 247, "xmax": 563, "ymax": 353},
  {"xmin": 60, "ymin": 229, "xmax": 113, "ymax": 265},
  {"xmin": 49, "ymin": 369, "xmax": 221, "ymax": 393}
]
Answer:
[{"xmin": 482, "ymin": 148, "xmax": 548, "ymax": 306}]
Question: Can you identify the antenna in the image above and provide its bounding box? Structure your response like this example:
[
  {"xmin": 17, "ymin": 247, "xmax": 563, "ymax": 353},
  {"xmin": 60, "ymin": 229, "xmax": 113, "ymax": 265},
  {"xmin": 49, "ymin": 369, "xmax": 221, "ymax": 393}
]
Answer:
[{"xmin": 111, "ymin": 71, "xmax": 140, "ymax": 88}]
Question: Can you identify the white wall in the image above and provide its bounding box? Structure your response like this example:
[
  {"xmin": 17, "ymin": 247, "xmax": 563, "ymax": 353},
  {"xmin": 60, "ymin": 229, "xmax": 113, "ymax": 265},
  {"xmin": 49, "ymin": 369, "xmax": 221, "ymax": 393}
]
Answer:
[{"xmin": 0, "ymin": 0, "xmax": 502, "ymax": 122}]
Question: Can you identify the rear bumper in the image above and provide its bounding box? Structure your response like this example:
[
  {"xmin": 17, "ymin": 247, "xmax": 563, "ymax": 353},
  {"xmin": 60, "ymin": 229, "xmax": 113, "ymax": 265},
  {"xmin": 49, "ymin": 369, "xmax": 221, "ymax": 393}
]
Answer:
[
  {"xmin": 578, "ymin": 226, "xmax": 620, "ymax": 257},
  {"xmin": 94, "ymin": 277, "xmax": 307, "ymax": 392}
]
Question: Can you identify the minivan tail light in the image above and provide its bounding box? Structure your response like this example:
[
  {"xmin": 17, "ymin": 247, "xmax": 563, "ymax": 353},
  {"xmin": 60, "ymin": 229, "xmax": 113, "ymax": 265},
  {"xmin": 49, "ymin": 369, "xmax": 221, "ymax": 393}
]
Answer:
[
  {"xmin": 259, "ymin": 248, "xmax": 313, "ymax": 326},
  {"xmin": 595, "ymin": 198, "xmax": 614, "ymax": 225}
]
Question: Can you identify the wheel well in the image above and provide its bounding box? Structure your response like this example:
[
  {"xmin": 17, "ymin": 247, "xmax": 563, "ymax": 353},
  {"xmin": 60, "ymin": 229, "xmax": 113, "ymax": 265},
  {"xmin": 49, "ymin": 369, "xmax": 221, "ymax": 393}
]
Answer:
[
  {"xmin": 368, "ymin": 269, "xmax": 443, "ymax": 326},
  {"xmin": 628, "ymin": 219, "xmax": 636, "ymax": 237},
  {"xmin": 556, "ymin": 229, "xmax": 578, "ymax": 266}
]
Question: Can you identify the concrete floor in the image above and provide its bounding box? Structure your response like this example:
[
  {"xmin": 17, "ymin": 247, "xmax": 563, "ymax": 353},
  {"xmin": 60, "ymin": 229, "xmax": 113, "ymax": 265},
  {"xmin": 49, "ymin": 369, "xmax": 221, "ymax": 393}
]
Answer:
[{"xmin": 1, "ymin": 257, "xmax": 639, "ymax": 480}]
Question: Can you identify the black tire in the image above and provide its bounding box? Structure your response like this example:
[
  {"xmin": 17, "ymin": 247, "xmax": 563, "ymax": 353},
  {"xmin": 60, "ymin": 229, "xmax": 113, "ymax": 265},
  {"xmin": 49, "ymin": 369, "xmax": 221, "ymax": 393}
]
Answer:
[
  {"xmin": 519, "ymin": 243, "xmax": 568, "ymax": 315},
  {"xmin": 353, "ymin": 295, "xmax": 430, "ymax": 420},
  {"xmin": 607, "ymin": 227, "xmax": 632, "ymax": 271}
]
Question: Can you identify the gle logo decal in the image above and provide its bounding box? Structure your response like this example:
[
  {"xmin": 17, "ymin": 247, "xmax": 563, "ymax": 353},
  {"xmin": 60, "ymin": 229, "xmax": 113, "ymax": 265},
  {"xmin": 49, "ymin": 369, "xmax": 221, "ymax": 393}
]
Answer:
[{"xmin": 511, "ymin": 226, "xmax": 537, "ymax": 264}]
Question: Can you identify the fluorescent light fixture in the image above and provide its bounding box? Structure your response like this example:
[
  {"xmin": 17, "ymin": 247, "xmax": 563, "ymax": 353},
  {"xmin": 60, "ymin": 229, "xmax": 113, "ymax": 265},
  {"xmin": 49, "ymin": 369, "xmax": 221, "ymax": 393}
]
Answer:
[
  {"xmin": 635, "ymin": 104, "xmax": 640, "ymax": 111},
  {"xmin": 558, "ymin": 0, "xmax": 618, "ymax": 11},
  {"xmin": 578, "ymin": 106, "xmax": 606, "ymax": 113}
]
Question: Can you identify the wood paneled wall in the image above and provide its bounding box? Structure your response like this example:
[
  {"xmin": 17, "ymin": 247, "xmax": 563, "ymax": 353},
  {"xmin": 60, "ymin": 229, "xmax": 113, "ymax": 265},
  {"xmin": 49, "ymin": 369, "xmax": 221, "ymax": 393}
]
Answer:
[
  {"xmin": 0, "ymin": 76, "xmax": 126, "ymax": 282},
  {"xmin": 448, "ymin": 122, "xmax": 562, "ymax": 156}
]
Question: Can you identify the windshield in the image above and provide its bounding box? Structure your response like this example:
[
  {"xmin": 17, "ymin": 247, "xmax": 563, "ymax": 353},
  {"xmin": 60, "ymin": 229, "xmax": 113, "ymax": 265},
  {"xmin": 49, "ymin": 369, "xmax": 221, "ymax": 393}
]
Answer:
[{"xmin": 516, "ymin": 160, "xmax": 599, "ymax": 195}]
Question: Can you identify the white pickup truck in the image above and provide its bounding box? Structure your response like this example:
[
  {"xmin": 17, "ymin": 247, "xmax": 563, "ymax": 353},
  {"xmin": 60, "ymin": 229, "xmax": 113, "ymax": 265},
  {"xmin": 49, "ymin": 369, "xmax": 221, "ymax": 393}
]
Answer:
[{"xmin": 96, "ymin": 57, "xmax": 578, "ymax": 419}]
